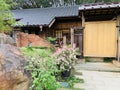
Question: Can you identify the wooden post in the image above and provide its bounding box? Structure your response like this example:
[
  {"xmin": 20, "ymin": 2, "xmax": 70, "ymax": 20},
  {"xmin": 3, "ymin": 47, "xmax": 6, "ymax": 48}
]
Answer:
[
  {"xmin": 117, "ymin": 15, "xmax": 120, "ymax": 62},
  {"xmin": 71, "ymin": 28, "xmax": 74, "ymax": 47},
  {"xmin": 81, "ymin": 12, "xmax": 85, "ymax": 56},
  {"xmin": 117, "ymin": 26, "xmax": 120, "ymax": 62},
  {"xmin": 63, "ymin": 35, "xmax": 66, "ymax": 45},
  {"xmin": 82, "ymin": 12, "xmax": 85, "ymax": 27}
]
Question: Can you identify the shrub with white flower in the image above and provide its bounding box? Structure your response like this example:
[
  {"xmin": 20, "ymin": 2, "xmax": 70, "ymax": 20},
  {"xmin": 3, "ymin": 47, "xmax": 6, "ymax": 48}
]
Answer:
[{"xmin": 53, "ymin": 44, "xmax": 78, "ymax": 71}]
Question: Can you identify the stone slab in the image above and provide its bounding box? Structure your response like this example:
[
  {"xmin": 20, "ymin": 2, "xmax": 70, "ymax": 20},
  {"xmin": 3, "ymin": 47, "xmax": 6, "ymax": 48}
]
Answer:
[{"xmin": 112, "ymin": 60, "xmax": 120, "ymax": 68}]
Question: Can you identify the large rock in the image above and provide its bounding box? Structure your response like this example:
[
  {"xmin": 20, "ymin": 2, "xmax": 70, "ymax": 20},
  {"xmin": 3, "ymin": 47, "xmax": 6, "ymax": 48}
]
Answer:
[
  {"xmin": 17, "ymin": 32, "xmax": 52, "ymax": 47},
  {"xmin": 0, "ymin": 44, "xmax": 29, "ymax": 90},
  {"xmin": 0, "ymin": 33, "xmax": 14, "ymax": 45}
]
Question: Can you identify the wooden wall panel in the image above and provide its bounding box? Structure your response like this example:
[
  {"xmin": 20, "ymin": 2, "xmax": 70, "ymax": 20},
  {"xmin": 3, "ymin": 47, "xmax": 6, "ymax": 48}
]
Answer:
[
  {"xmin": 84, "ymin": 21, "xmax": 117, "ymax": 57},
  {"xmin": 54, "ymin": 21, "xmax": 82, "ymax": 29}
]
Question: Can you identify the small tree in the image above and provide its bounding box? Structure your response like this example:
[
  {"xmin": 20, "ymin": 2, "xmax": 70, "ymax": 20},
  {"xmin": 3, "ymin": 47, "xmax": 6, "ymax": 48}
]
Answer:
[{"xmin": 0, "ymin": 0, "xmax": 15, "ymax": 33}]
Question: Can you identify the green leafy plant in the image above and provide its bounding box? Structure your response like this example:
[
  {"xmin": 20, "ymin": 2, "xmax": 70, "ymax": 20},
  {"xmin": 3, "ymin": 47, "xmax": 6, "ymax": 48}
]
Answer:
[
  {"xmin": 25, "ymin": 56, "xmax": 61, "ymax": 90},
  {"xmin": 47, "ymin": 37, "xmax": 57, "ymax": 44},
  {"xmin": 23, "ymin": 47, "xmax": 61, "ymax": 90},
  {"xmin": 21, "ymin": 46, "xmax": 83, "ymax": 90},
  {"xmin": 0, "ymin": 0, "xmax": 16, "ymax": 33}
]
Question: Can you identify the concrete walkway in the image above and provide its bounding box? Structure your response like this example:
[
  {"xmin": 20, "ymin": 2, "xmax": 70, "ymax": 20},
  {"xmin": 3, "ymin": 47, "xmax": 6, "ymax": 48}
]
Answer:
[
  {"xmin": 74, "ymin": 62, "xmax": 120, "ymax": 90},
  {"xmin": 75, "ymin": 62, "xmax": 120, "ymax": 72}
]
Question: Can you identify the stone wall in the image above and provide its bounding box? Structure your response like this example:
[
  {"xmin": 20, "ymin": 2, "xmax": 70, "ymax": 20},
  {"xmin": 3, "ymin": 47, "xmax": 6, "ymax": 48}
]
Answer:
[{"xmin": 17, "ymin": 32, "xmax": 51, "ymax": 47}]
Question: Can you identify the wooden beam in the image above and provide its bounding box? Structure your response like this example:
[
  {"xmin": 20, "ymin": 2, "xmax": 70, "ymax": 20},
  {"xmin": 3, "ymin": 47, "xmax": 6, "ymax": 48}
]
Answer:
[
  {"xmin": 49, "ymin": 19, "xmax": 56, "ymax": 28},
  {"xmin": 85, "ymin": 14, "xmax": 113, "ymax": 21}
]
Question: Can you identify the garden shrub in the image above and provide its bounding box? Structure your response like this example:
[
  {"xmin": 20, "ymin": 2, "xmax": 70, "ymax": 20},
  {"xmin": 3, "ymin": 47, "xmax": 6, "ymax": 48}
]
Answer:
[
  {"xmin": 47, "ymin": 37, "xmax": 57, "ymax": 44},
  {"xmin": 21, "ymin": 47, "xmax": 61, "ymax": 90},
  {"xmin": 26, "ymin": 56, "xmax": 60, "ymax": 90},
  {"xmin": 21, "ymin": 45, "xmax": 81, "ymax": 90}
]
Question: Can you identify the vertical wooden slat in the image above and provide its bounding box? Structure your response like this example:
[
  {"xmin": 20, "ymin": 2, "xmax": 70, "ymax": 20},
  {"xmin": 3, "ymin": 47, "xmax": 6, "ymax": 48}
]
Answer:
[{"xmin": 84, "ymin": 21, "xmax": 117, "ymax": 57}]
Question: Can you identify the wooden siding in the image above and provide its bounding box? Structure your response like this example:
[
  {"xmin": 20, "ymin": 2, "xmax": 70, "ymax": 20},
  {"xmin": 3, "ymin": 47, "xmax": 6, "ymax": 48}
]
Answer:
[
  {"xmin": 84, "ymin": 21, "xmax": 117, "ymax": 57},
  {"xmin": 53, "ymin": 21, "xmax": 82, "ymax": 44},
  {"xmin": 54, "ymin": 21, "xmax": 81, "ymax": 29}
]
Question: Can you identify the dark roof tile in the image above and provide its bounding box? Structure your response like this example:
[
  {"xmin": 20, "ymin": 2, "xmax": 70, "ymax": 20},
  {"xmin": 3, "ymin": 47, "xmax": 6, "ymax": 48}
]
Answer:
[{"xmin": 12, "ymin": 6, "xmax": 79, "ymax": 26}]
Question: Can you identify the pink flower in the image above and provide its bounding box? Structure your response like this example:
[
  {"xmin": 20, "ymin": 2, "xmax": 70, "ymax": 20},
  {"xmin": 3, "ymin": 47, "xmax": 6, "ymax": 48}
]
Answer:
[
  {"xmin": 62, "ymin": 45, "xmax": 67, "ymax": 49},
  {"xmin": 53, "ymin": 48, "xmax": 63, "ymax": 56},
  {"xmin": 72, "ymin": 43, "xmax": 76, "ymax": 49}
]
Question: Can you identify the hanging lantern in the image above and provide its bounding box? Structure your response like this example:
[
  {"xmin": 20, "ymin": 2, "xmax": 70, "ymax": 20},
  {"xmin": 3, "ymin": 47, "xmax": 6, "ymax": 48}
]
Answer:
[{"xmin": 39, "ymin": 25, "xmax": 43, "ymax": 31}]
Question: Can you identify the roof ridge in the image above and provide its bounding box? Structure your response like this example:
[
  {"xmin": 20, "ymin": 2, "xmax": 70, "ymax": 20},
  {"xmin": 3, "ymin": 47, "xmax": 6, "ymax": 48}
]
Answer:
[
  {"xmin": 79, "ymin": 2, "xmax": 120, "ymax": 10},
  {"xmin": 12, "ymin": 5, "xmax": 79, "ymax": 11},
  {"xmin": 80, "ymin": 2, "xmax": 120, "ymax": 6}
]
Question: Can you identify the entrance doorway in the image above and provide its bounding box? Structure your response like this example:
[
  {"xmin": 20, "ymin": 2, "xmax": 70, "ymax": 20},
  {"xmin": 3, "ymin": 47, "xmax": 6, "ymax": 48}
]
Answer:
[{"xmin": 74, "ymin": 27, "xmax": 84, "ymax": 58}]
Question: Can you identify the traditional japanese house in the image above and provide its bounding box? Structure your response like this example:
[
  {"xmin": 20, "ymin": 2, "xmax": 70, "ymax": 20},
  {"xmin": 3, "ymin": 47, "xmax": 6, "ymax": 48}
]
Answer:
[
  {"xmin": 12, "ymin": 2, "xmax": 120, "ymax": 60},
  {"xmin": 12, "ymin": 5, "xmax": 81, "ymax": 43}
]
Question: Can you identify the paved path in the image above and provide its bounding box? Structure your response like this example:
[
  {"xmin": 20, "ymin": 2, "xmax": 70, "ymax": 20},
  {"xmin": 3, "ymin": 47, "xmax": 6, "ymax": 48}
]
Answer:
[
  {"xmin": 75, "ymin": 62, "xmax": 120, "ymax": 72},
  {"xmin": 74, "ymin": 62, "xmax": 120, "ymax": 90}
]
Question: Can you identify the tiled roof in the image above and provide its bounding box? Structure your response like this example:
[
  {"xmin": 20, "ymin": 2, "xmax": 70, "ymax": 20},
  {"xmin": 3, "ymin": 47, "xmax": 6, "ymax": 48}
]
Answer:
[
  {"xmin": 79, "ymin": 2, "xmax": 120, "ymax": 11},
  {"xmin": 12, "ymin": 6, "xmax": 79, "ymax": 26}
]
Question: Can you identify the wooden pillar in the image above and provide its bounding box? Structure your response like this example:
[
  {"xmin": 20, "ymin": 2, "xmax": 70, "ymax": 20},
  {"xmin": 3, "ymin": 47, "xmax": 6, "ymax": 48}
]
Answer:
[
  {"xmin": 82, "ymin": 12, "xmax": 85, "ymax": 27},
  {"xmin": 71, "ymin": 28, "xmax": 74, "ymax": 47},
  {"xmin": 63, "ymin": 35, "xmax": 66, "ymax": 45},
  {"xmin": 117, "ymin": 15, "xmax": 120, "ymax": 62},
  {"xmin": 117, "ymin": 27, "xmax": 120, "ymax": 62},
  {"xmin": 81, "ymin": 12, "xmax": 85, "ymax": 56}
]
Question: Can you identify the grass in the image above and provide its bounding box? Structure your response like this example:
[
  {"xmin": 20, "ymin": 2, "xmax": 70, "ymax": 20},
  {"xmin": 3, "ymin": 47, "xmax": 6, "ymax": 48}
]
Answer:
[{"xmin": 20, "ymin": 46, "xmax": 54, "ymax": 57}]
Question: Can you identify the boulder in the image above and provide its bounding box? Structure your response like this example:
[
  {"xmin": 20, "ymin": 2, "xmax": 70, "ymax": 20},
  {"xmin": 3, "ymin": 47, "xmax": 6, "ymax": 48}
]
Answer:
[
  {"xmin": 0, "ymin": 33, "xmax": 15, "ymax": 45},
  {"xmin": 0, "ymin": 44, "xmax": 29, "ymax": 90}
]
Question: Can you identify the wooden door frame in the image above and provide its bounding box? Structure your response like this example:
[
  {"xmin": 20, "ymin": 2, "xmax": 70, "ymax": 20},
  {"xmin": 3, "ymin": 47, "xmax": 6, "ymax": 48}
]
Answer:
[{"xmin": 70, "ymin": 27, "xmax": 84, "ymax": 57}]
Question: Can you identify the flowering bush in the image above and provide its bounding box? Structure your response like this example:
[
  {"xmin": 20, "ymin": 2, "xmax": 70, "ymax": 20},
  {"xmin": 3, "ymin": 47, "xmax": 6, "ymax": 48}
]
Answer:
[
  {"xmin": 22, "ymin": 47, "xmax": 61, "ymax": 90},
  {"xmin": 54, "ymin": 44, "xmax": 78, "ymax": 71}
]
